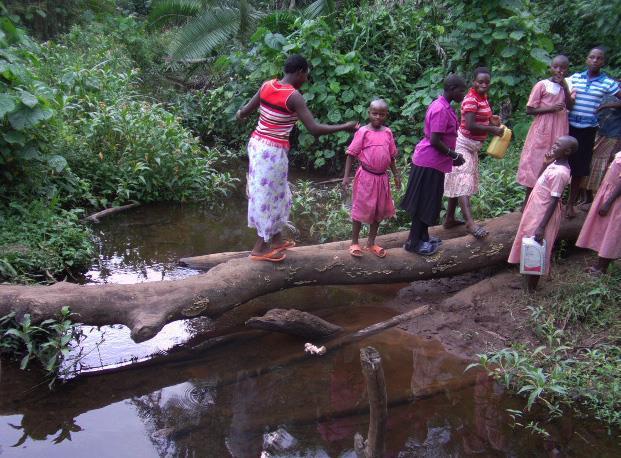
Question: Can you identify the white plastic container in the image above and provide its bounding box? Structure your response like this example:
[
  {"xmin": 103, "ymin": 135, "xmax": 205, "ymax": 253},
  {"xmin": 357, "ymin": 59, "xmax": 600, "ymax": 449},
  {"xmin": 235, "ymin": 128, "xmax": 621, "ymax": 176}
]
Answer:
[{"xmin": 520, "ymin": 236, "xmax": 546, "ymax": 276}]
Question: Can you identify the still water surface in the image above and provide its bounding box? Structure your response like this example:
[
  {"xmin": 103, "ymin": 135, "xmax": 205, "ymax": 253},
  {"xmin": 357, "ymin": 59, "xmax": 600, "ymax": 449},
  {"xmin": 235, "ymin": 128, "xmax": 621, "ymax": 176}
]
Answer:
[{"xmin": 1, "ymin": 203, "xmax": 619, "ymax": 457}]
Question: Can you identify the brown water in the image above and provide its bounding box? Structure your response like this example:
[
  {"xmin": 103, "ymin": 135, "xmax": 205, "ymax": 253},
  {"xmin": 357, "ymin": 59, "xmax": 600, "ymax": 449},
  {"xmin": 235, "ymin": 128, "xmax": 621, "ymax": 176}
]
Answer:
[{"xmin": 1, "ymin": 203, "xmax": 619, "ymax": 457}]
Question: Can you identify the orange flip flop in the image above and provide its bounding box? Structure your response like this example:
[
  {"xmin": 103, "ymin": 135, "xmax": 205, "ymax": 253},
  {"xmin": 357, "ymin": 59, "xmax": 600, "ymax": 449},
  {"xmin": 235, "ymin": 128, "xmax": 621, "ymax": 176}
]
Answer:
[
  {"xmin": 366, "ymin": 244, "xmax": 386, "ymax": 258},
  {"xmin": 272, "ymin": 240, "xmax": 296, "ymax": 252},
  {"xmin": 349, "ymin": 244, "xmax": 363, "ymax": 257},
  {"xmin": 249, "ymin": 249, "xmax": 287, "ymax": 262}
]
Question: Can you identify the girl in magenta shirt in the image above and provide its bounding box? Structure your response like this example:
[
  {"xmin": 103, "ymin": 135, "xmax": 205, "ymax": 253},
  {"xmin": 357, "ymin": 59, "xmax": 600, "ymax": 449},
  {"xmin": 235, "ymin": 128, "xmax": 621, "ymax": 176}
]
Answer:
[
  {"xmin": 401, "ymin": 75, "xmax": 467, "ymax": 255},
  {"xmin": 342, "ymin": 99, "xmax": 401, "ymax": 258}
]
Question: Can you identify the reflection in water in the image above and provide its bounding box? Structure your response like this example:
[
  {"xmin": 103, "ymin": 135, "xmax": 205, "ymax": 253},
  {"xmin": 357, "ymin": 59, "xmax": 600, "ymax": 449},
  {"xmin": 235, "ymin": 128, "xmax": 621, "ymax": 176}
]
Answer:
[{"xmin": 2, "ymin": 307, "xmax": 619, "ymax": 456}]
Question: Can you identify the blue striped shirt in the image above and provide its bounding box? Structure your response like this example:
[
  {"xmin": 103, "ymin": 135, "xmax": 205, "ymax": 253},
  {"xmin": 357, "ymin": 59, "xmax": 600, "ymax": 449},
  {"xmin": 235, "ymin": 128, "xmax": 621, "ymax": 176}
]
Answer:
[{"xmin": 568, "ymin": 71, "xmax": 619, "ymax": 128}]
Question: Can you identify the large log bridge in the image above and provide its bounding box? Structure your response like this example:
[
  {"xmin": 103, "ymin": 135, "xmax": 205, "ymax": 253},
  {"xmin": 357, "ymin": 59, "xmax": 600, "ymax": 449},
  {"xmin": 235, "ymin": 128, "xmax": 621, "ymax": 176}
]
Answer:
[{"xmin": 0, "ymin": 212, "xmax": 586, "ymax": 342}]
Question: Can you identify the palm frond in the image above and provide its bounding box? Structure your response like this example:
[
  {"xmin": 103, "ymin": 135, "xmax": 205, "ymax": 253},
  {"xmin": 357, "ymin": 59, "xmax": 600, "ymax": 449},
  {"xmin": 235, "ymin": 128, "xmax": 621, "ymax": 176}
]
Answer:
[
  {"xmin": 149, "ymin": 0, "xmax": 205, "ymax": 28},
  {"xmin": 168, "ymin": 7, "xmax": 240, "ymax": 61},
  {"xmin": 302, "ymin": 0, "xmax": 336, "ymax": 19}
]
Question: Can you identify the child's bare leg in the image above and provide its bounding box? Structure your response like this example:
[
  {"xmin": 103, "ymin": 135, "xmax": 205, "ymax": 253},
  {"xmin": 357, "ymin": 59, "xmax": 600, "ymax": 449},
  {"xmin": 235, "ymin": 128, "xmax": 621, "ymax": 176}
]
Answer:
[
  {"xmin": 521, "ymin": 187, "xmax": 532, "ymax": 211},
  {"xmin": 367, "ymin": 222, "xmax": 380, "ymax": 248},
  {"xmin": 444, "ymin": 197, "xmax": 464, "ymax": 228},
  {"xmin": 525, "ymin": 275, "xmax": 540, "ymax": 292},
  {"xmin": 352, "ymin": 220, "xmax": 362, "ymax": 245},
  {"xmin": 566, "ymin": 176, "xmax": 582, "ymax": 218},
  {"xmin": 458, "ymin": 195, "xmax": 488, "ymax": 238}
]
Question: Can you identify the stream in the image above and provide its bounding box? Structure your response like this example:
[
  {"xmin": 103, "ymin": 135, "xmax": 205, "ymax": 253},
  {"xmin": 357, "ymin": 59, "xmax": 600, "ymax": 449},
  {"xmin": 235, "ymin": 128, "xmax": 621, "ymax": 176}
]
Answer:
[{"xmin": 0, "ymin": 202, "xmax": 619, "ymax": 457}]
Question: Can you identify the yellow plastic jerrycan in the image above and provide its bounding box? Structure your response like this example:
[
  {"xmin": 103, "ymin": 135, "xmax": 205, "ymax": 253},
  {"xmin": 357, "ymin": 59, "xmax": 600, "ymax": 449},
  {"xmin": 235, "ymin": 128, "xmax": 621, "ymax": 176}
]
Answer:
[{"xmin": 487, "ymin": 125, "xmax": 512, "ymax": 159}]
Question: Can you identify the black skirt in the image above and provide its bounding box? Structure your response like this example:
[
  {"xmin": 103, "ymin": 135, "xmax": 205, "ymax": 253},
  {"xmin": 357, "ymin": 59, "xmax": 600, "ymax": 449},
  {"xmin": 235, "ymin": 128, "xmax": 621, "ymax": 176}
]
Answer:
[
  {"xmin": 568, "ymin": 125, "xmax": 598, "ymax": 177},
  {"xmin": 400, "ymin": 164, "xmax": 445, "ymax": 226}
]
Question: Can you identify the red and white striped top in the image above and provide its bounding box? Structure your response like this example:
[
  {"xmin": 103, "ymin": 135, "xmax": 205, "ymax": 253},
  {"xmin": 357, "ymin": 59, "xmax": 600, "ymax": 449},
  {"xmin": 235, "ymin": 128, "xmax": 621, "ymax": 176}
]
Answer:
[
  {"xmin": 252, "ymin": 79, "xmax": 298, "ymax": 148},
  {"xmin": 459, "ymin": 88, "xmax": 493, "ymax": 142}
]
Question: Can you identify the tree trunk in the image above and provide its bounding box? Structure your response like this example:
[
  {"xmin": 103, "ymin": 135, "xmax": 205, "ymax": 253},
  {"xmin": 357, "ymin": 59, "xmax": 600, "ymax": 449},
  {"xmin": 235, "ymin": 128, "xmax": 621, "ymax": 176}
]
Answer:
[{"xmin": 0, "ymin": 212, "xmax": 586, "ymax": 342}]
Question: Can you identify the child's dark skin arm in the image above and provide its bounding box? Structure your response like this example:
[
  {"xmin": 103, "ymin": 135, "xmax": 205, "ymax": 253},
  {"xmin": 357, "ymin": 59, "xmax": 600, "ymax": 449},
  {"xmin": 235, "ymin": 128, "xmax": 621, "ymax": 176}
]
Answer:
[
  {"xmin": 598, "ymin": 180, "xmax": 621, "ymax": 216},
  {"xmin": 430, "ymin": 132, "xmax": 465, "ymax": 166},
  {"xmin": 526, "ymin": 104, "xmax": 565, "ymax": 115},
  {"xmin": 288, "ymin": 92, "xmax": 357, "ymax": 135},
  {"xmin": 342, "ymin": 155, "xmax": 354, "ymax": 188},
  {"xmin": 597, "ymin": 100, "xmax": 621, "ymax": 112},
  {"xmin": 560, "ymin": 80, "xmax": 575, "ymax": 110},
  {"xmin": 389, "ymin": 158, "xmax": 401, "ymax": 188},
  {"xmin": 534, "ymin": 197, "xmax": 560, "ymax": 243},
  {"xmin": 236, "ymin": 90, "xmax": 261, "ymax": 120},
  {"xmin": 464, "ymin": 112, "xmax": 504, "ymax": 136}
]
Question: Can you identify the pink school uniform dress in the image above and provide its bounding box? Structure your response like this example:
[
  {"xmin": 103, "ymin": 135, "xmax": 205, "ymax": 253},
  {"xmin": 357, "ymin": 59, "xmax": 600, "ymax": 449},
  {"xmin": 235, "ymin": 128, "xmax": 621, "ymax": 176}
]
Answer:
[
  {"xmin": 508, "ymin": 161, "xmax": 571, "ymax": 274},
  {"xmin": 576, "ymin": 151, "xmax": 621, "ymax": 259},
  {"xmin": 517, "ymin": 80, "xmax": 569, "ymax": 188},
  {"xmin": 347, "ymin": 126, "xmax": 398, "ymax": 224}
]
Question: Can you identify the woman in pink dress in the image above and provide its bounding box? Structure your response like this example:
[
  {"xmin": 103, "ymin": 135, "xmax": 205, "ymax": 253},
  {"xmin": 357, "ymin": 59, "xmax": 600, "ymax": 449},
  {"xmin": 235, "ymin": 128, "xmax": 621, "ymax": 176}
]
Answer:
[
  {"xmin": 576, "ymin": 151, "xmax": 621, "ymax": 274},
  {"xmin": 342, "ymin": 99, "xmax": 401, "ymax": 257},
  {"xmin": 517, "ymin": 55, "xmax": 571, "ymax": 208},
  {"xmin": 508, "ymin": 136, "xmax": 578, "ymax": 291}
]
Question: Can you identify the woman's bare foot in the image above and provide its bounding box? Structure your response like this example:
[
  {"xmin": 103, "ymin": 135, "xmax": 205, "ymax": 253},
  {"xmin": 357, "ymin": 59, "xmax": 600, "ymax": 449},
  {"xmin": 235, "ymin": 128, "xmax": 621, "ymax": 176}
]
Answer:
[
  {"xmin": 466, "ymin": 223, "xmax": 488, "ymax": 239},
  {"xmin": 443, "ymin": 219, "xmax": 466, "ymax": 229}
]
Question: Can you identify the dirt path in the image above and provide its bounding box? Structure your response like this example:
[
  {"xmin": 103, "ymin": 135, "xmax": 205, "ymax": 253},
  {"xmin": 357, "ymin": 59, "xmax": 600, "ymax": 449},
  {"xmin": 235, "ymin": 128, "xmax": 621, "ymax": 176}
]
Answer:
[{"xmin": 386, "ymin": 250, "xmax": 602, "ymax": 360}]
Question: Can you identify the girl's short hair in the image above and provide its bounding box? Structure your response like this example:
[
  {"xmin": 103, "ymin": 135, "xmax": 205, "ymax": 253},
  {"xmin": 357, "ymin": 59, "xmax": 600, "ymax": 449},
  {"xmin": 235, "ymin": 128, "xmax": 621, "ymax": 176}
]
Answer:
[
  {"xmin": 473, "ymin": 67, "xmax": 491, "ymax": 79},
  {"xmin": 284, "ymin": 54, "xmax": 309, "ymax": 74}
]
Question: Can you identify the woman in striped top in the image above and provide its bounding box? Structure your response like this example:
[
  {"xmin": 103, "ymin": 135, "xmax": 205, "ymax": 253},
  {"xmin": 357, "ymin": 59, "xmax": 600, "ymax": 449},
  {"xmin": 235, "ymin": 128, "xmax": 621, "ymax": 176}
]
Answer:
[
  {"xmin": 443, "ymin": 67, "xmax": 505, "ymax": 239},
  {"xmin": 236, "ymin": 54, "xmax": 357, "ymax": 262}
]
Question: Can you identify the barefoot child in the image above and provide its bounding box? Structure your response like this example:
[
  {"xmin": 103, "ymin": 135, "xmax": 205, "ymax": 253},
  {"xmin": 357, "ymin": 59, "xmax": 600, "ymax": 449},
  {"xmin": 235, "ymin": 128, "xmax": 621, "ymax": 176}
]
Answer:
[
  {"xmin": 517, "ymin": 55, "xmax": 571, "ymax": 209},
  {"xmin": 443, "ymin": 67, "xmax": 505, "ymax": 238},
  {"xmin": 401, "ymin": 75, "xmax": 467, "ymax": 256},
  {"xmin": 576, "ymin": 151, "xmax": 621, "ymax": 274},
  {"xmin": 342, "ymin": 99, "xmax": 401, "ymax": 257},
  {"xmin": 508, "ymin": 136, "xmax": 578, "ymax": 291}
]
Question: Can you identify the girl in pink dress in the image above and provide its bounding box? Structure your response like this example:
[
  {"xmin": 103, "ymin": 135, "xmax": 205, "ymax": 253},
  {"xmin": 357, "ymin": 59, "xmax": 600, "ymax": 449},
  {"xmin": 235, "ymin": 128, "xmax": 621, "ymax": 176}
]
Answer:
[
  {"xmin": 342, "ymin": 99, "xmax": 401, "ymax": 257},
  {"xmin": 508, "ymin": 136, "xmax": 578, "ymax": 291},
  {"xmin": 517, "ymin": 55, "xmax": 571, "ymax": 208},
  {"xmin": 576, "ymin": 151, "xmax": 621, "ymax": 274}
]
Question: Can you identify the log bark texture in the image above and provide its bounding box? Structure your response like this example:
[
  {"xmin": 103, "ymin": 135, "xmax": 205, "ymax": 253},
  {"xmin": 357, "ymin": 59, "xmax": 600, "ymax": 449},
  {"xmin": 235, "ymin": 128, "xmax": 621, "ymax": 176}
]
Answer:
[
  {"xmin": 83, "ymin": 202, "xmax": 139, "ymax": 223},
  {"xmin": 354, "ymin": 346, "xmax": 387, "ymax": 458},
  {"xmin": 245, "ymin": 308, "xmax": 342, "ymax": 338},
  {"xmin": 0, "ymin": 212, "xmax": 585, "ymax": 342}
]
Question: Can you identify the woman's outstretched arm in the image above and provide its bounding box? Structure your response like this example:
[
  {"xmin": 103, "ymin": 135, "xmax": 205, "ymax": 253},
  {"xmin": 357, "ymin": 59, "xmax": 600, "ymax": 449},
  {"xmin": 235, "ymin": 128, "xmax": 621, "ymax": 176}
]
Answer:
[
  {"xmin": 236, "ymin": 90, "xmax": 261, "ymax": 121},
  {"xmin": 288, "ymin": 92, "xmax": 357, "ymax": 136}
]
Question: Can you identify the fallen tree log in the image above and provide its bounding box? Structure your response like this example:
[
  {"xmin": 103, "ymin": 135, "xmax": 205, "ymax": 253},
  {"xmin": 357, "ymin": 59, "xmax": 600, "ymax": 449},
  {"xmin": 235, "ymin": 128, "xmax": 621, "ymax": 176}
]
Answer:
[
  {"xmin": 179, "ymin": 217, "xmax": 478, "ymax": 270},
  {"xmin": 245, "ymin": 308, "xmax": 342, "ymax": 338},
  {"xmin": 0, "ymin": 212, "xmax": 586, "ymax": 342},
  {"xmin": 83, "ymin": 202, "xmax": 140, "ymax": 223}
]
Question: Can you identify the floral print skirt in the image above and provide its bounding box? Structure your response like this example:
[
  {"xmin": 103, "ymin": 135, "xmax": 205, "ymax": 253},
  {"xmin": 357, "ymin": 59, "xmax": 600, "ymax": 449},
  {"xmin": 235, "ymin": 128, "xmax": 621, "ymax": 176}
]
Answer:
[{"xmin": 247, "ymin": 136, "xmax": 292, "ymax": 242}]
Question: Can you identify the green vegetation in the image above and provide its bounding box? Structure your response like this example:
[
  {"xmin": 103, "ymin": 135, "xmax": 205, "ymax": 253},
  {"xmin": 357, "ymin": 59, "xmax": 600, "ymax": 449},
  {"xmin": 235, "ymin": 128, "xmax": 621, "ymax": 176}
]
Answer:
[
  {"xmin": 468, "ymin": 265, "xmax": 621, "ymax": 433},
  {"xmin": 1, "ymin": 306, "xmax": 82, "ymax": 386}
]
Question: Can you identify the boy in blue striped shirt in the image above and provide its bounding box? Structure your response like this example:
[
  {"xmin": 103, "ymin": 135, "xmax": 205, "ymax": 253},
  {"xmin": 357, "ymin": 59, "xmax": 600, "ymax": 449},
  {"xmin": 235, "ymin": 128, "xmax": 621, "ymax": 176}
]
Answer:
[{"xmin": 566, "ymin": 47, "xmax": 621, "ymax": 218}]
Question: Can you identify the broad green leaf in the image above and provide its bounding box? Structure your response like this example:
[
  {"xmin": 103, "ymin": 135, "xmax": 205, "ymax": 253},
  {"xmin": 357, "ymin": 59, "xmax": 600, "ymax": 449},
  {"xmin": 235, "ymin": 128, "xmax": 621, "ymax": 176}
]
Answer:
[
  {"xmin": 530, "ymin": 48, "xmax": 550, "ymax": 65},
  {"xmin": 16, "ymin": 146, "xmax": 41, "ymax": 160},
  {"xmin": 0, "ymin": 93, "xmax": 16, "ymax": 117},
  {"xmin": 501, "ymin": 47, "xmax": 518, "ymax": 58},
  {"xmin": 20, "ymin": 354, "xmax": 30, "ymax": 370},
  {"xmin": 335, "ymin": 64, "xmax": 354, "ymax": 76},
  {"xmin": 47, "ymin": 155, "xmax": 68, "ymax": 173},
  {"xmin": 2, "ymin": 130, "xmax": 25, "ymax": 145},
  {"xmin": 341, "ymin": 90, "xmax": 355, "ymax": 103},
  {"xmin": 327, "ymin": 110, "xmax": 342, "ymax": 123},
  {"xmin": 8, "ymin": 106, "xmax": 53, "ymax": 130},
  {"xmin": 509, "ymin": 31, "xmax": 525, "ymax": 41},
  {"xmin": 20, "ymin": 91, "xmax": 38, "ymax": 108}
]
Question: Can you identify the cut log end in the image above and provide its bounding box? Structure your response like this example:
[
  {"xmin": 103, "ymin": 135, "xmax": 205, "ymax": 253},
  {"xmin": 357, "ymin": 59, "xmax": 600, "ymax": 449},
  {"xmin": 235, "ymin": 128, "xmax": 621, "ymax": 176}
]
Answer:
[{"xmin": 245, "ymin": 308, "xmax": 342, "ymax": 339}]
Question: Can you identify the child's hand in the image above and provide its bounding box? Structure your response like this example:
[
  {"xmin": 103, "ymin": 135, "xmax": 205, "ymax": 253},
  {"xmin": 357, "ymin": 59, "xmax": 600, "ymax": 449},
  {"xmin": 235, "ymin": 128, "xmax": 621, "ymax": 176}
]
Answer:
[
  {"xmin": 342, "ymin": 176, "xmax": 351, "ymax": 189},
  {"xmin": 598, "ymin": 201, "xmax": 611, "ymax": 217},
  {"xmin": 344, "ymin": 121, "xmax": 359, "ymax": 132},
  {"xmin": 394, "ymin": 175, "xmax": 401, "ymax": 189},
  {"xmin": 570, "ymin": 90, "xmax": 577, "ymax": 101},
  {"xmin": 534, "ymin": 226, "xmax": 545, "ymax": 244},
  {"xmin": 552, "ymin": 103, "xmax": 565, "ymax": 112},
  {"xmin": 490, "ymin": 115, "xmax": 501, "ymax": 126},
  {"xmin": 492, "ymin": 126, "xmax": 505, "ymax": 137},
  {"xmin": 452, "ymin": 153, "xmax": 465, "ymax": 167}
]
